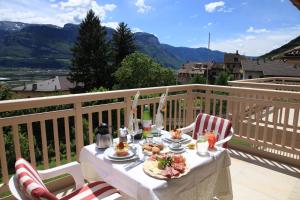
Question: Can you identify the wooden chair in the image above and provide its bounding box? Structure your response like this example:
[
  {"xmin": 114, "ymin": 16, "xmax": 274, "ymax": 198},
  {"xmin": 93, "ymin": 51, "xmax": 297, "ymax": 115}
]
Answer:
[
  {"xmin": 9, "ymin": 158, "xmax": 122, "ymax": 200},
  {"xmin": 180, "ymin": 113, "xmax": 233, "ymax": 147}
]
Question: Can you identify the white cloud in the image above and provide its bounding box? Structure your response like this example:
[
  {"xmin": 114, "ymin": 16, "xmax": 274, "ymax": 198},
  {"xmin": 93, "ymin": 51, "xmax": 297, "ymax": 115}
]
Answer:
[
  {"xmin": 135, "ymin": 0, "xmax": 151, "ymax": 13},
  {"xmin": 102, "ymin": 21, "xmax": 119, "ymax": 30},
  {"xmin": 246, "ymin": 26, "xmax": 269, "ymax": 33},
  {"xmin": 205, "ymin": 1, "xmax": 225, "ymax": 13},
  {"xmin": 207, "ymin": 22, "xmax": 213, "ymax": 26},
  {"xmin": 0, "ymin": 0, "xmax": 117, "ymax": 26},
  {"xmin": 210, "ymin": 25, "xmax": 300, "ymax": 56},
  {"xmin": 132, "ymin": 27, "xmax": 143, "ymax": 33},
  {"xmin": 52, "ymin": 0, "xmax": 117, "ymax": 24}
]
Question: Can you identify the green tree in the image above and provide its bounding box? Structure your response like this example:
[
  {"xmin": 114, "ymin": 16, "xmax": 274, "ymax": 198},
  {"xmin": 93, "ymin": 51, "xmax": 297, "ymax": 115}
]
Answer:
[
  {"xmin": 215, "ymin": 71, "xmax": 233, "ymax": 86},
  {"xmin": 114, "ymin": 52, "xmax": 176, "ymax": 89},
  {"xmin": 189, "ymin": 74, "xmax": 207, "ymax": 84},
  {"xmin": 0, "ymin": 84, "xmax": 13, "ymax": 100},
  {"xmin": 112, "ymin": 22, "xmax": 136, "ymax": 67},
  {"xmin": 69, "ymin": 9, "xmax": 112, "ymax": 91}
]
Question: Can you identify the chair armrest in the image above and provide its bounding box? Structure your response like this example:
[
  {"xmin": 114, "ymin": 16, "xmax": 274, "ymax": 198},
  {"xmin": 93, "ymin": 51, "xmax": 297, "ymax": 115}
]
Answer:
[
  {"xmin": 9, "ymin": 176, "xmax": 28, "ymax": 200},
  {"xmin": 178, "ymin": 122, "xmax": 195, "ymax": 135},
  {"xmin": 38, "ymin": 161, "xmax": 85, "ymax": 190},
  {"xmin": 215, "ymin": 128, "xmax": 234, "ymax": 147}
]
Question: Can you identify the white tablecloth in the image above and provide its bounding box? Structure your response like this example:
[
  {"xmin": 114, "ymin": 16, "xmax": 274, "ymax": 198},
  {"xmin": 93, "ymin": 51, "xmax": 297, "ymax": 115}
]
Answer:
[{"xmin": 79, "ymin": 142, "xmax": 232, "ymax": 200}]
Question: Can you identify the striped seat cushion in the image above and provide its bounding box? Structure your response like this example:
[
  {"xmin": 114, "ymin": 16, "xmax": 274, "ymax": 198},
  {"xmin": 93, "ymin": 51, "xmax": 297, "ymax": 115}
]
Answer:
[
  {"xmin": 192, "ymin": 113, "xmax": 232, "ymax": 147},
  {"xmin": 15, "ymin": 158, "xmax": 58, "ymax": 200},
  {"xmin": 60, "ymin": 181, "xmax": 119, "ymax": 200}
]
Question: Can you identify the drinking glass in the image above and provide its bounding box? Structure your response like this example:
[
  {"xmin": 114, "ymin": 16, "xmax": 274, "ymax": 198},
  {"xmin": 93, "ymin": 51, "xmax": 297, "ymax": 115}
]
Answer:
[{"xmin": 196, "ymin": 135, "xmax": 209, "ymax": 155}]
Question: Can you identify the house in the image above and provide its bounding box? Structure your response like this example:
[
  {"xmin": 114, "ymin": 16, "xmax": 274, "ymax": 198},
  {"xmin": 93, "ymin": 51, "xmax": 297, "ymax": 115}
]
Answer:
[
  {"xmin": 241, "ymin": 59, "xmax": 300, "ymax": 79},
  {"xmin": 12, "ymin": 76, "xmax": 80, "ymax": 97},
  {"xmin": 177, "ymin": 61, "xmax": 225, "ymax": 84},
  {"xmin": 224, "ymin": 50, "xmax": 247, "ymax": 80},
  {"xmin": 283, "ymin": 46, "xmax": 300, "ymax": 65},
  {"xmin": 177, "ymin": 62, "xmax": 207, "ymax": 84}
]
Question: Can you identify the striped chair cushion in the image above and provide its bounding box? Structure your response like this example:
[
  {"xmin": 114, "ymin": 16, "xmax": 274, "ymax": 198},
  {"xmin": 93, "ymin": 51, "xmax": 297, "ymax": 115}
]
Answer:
[
  {"xmin": 60, "ymin": 181, "xmax": 119, "ymax": 200},
  {"xmin": 15, "ymin": 158, "xmax": 58, "ymax": 200},
  {"xmin": 192, "ymin": 113, "xmax": 232, "ymax": 147}
]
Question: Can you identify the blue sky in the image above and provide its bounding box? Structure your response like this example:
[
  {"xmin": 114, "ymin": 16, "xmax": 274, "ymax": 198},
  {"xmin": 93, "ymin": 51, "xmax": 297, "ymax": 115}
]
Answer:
[{"xmin": 0, "ymin": 0, "xmax": 299, "ymax": 56}]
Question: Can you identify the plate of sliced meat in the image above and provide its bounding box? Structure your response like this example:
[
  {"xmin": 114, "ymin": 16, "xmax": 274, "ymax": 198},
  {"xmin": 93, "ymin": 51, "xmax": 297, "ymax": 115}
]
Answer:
[{"xmin": 143, "ymin": 153, "xmax": 190, "ymax": 179}]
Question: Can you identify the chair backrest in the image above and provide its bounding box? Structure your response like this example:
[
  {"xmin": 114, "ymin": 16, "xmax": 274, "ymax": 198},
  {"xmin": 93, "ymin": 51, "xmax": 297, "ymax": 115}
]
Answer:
[
  {"xmin": 15, "ymin": 158, "xmax": 58, "ymax": 200},
  {"xmin": 192, "ymin": 113, "xmax": 232, "ymax": 143}
]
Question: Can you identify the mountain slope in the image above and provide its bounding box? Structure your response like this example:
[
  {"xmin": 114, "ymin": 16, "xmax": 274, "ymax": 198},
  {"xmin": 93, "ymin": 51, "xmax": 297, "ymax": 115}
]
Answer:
[
  {"xmin": 0, "ymin": 21, "xmax": 225, "ymax": 69},
  {"xmin": 261, "ymin": 35, "xmax": 300, "ymax": 58}
]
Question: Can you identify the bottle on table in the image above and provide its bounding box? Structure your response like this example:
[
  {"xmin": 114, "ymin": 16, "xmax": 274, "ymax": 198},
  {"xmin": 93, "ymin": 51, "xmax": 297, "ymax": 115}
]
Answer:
[{"xmin": 142, "ymin": 105, "xmax": 152, "ymax": 138}]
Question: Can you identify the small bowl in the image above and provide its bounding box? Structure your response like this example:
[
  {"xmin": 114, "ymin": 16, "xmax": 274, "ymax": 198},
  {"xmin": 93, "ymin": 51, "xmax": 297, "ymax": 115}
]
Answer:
[{"xmin": 169, "ymin": 142, "xmax": 183, "ymax": 150}]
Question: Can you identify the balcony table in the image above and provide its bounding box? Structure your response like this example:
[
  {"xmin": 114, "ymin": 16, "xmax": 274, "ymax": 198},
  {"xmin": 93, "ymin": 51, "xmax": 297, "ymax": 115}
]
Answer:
[{"xmin": 79, "ymin": 133, "xmax": 233, "ymax": 200}]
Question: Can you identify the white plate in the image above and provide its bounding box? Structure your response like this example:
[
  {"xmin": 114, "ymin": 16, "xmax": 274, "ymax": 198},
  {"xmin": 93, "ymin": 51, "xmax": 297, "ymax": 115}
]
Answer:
[
  {"xmin": 105, "ymin": 147, "xmax": 136, "ymax": 160},
  {"xmin": 169, "ymin": 148, "xmax": 186, "ymax": 154},
  {"xmin": 162, "ymin": 133, "xmax": 192, "ymax": 143},
  {"xmin": 168, "ymin": 144, "xmax": 185, "ymax": 151}
]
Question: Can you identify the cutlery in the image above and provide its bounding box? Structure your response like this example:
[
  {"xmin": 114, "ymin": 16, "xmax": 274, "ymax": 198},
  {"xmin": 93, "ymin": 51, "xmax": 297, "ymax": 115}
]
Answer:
[{"xmin": 124, "ymin": 156, "xmax": 146, "ymax": 171}]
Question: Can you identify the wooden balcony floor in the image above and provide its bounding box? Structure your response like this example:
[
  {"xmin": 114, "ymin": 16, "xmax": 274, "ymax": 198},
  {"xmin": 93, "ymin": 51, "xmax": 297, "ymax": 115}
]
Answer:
[{"xmin": 229, "ymin": 149, "xmax": 300, "ymax": 200}]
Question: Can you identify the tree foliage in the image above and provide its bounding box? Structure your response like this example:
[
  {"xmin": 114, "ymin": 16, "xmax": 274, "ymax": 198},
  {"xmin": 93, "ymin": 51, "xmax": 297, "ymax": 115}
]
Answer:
[
  {"xmin": 0, "ymin": 84, "xmax": 13, "ymax": 100},
  {"xmin": 114, "ymin": 52, "xmax": 175, "ymax": 89},
  {"xmin": 69, "ymin": 9, "xmax": 112, "ymax": 91},
  {"xmin": 215, "ymin": 71, "xmax": 233, "ymax": 86},
  {"xmin": 112, "ymin": 22, "xmax": 136, "ymax": 67},
  {"xmin": 189, "ymin": 74, "xmax": 207, "ymax": 84}
]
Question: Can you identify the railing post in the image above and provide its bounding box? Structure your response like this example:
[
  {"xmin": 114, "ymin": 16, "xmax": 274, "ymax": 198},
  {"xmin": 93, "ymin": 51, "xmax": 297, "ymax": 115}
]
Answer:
[
  {"xmin": 205, "ymin": 89, "xmax": 211, "ymax": 114},
  {"xmin": 186, "ymin": 88, "xmax": 194, "ymax": 125},
  {"xmin": 75, "ymin": 102, "xmax": 84, "ymax": 160}
]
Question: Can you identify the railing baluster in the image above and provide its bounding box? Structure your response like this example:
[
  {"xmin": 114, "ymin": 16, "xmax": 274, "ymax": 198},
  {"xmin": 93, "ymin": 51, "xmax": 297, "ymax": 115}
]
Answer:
[
  {"xmin": 88, "ymin": 113, "xmax": 93, "ymax": 144},
  {"xmin": 99, "ymin": 110, "xmax": 102, "ymax": 124},
  {"xmin": 186, "ymin": 88, "xmax": 194, "ymax": 125},
  {"xmin": 272, "ymin": 107, "xmax": 279, "ymax": 145},
  {"xmin": 212, "ymin": 98, "xmax": 216, "ymax": 116},
  {"xmin": 219, "ymin": 99, "xmax": 223, "ymax": 118},
  {"xmin": 169, "ymin": 100, "xmax": 173, "ymax": 130},
  {"xmin": 239, "ymin": 102, "xmax": 245, "ymax": 137},
  {"xmin": 153, "ymin": 103, "xmax": 156, "ymax": 123},
  {"xmin": 12, "ymin": 124, "xmax": 21, "ymax": 158},
  {"xmin": 108, "ymin": 109, "xmax": 112, "ymax": 134},
  {"xmin": 0, "ymin": 126, "xmax": 9, "ymax": 183},
  {"xmin": 178, "ymin": 99, "xmax": 182, "ymax": 128},
  {"xmin": 174, "ymin": 99, "xmax": 177, "ymax": 129},
  {"xmin": 64, "ymin": 117, "xmax": 71, "ymax": 163},
  {"xmin": 53, "ymin": 118, "xmax": 61, "ymax": 166},
  {"xmin": 263, "ymin": 105, "xmax": 270, "ymax": 143},
  {"xmin": 254, "ymin": 106, "xmax": 260, "ymax": 141},
  {"xmin": 27, "ymin": 122, "xmax": 36, "ymax": 167},
  {"xmin": 246, "ymin": 103, "xmax": 253, "ymax": 139},
  {"xmin": 281, "ymin": 107, "xmax": 289, "ymax": 147},
  {"xmin": 40, "ymin": 120, "xmax": 49, "ymax": 169},
  {"xmin": 291, "ymin": 108, "xmax": 299, "ymax": 149},
  {"xmin": 117, "ymin": 109, "xmax": 121, "ymax": 130}
]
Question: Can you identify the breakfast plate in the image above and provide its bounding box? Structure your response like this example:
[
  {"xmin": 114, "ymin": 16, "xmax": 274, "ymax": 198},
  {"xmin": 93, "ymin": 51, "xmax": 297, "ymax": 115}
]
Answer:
[
  {"xmin": 162, "ymin": 133, "xmax": 192, "ymax": 143},
  {"xmin": 104, "ymin": 147, "xmax": 138, "ymax": 162},
  {"xmin": 143, "ymin": 154, "xmax": 190, "ymax": 179}
]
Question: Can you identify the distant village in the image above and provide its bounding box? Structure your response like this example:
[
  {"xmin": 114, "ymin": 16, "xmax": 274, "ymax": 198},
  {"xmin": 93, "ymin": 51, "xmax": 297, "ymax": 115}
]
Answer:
[
  {"xmin": 177, "ymin": 47, "xmax": 300, "ymax": 84},
  {"xmin": 12, "ymin": 46, "xmax": 300, "ymax": 98}
]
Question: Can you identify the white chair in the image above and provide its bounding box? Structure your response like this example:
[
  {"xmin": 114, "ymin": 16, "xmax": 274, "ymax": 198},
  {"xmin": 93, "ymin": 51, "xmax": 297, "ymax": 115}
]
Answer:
[
  {"xmin": 179, "ymin": 113, "xmax": 234, "ymax": 147},
  {"xmin": 9, "ymin": 158, "xmax": 122, "ymax": 200}
]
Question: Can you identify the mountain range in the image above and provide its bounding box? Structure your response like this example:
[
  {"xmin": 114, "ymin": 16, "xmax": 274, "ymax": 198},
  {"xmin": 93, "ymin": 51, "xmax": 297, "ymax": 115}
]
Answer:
[
  {"xmin": 261, "ymin": 35, "xmax": 300, "ymax": 59},
  {"xmin": 0, "ymin": 21, "xmax": 225, "ymax": 69}
]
